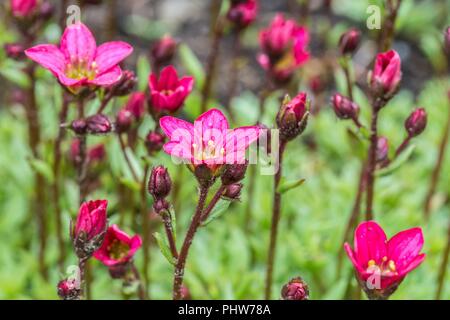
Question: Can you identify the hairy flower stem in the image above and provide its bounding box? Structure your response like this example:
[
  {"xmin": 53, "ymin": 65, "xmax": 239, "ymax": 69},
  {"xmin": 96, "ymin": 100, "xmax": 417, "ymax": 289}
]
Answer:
[
  {"xmin": 265, "ymin": 142, "xmax": 286, "ymax": 300},
  {"xmin": 424, "ymin": 102, "xmax": 450, "ymax": 218},
  {"xmin": 201, "ymin": 184, "xmax": 226, "ymax": 222},
  {"xmin": 200, "ymin": 11, "xmax": 224, "ymax": 114},
  {"xmin": 140, "ymin": 164, "xmax": 151, "ymax": 299},
  {"xmin": 118, "ymin": 134, "xmax": 140, "ymax": 182},
  {"xmin": 435, "ymin": 220, "xmax": 450, "ymax": 299},
  {"xmin": 53, "ymin": 94, "xmax": 70, "ymax": 272},
  {"xmin": 77, "ymin": 257, "xmax": 88, "ymax": 299},
  {"xmin": 25, "ymin": 64, "xmax": 48, "ymax": 280},
  {"xmin": 163, "ymin": 210, "xmax": 179, "ymax": 259},
  {"xmin": 224, "ymin": 31, "xmax": 242, "ymax": 121},
  {"xmin": 173, "ymin": 185, "xmax": 210, "ymax": 300},
  {"xmin": 342, "ymin": 56, "xmax": 354, "ymax": 101}
]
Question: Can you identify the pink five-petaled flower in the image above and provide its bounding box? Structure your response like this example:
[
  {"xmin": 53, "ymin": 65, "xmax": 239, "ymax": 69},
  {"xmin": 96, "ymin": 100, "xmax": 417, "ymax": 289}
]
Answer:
[
  {"xmin": 344, "ymin": 221, "xmax": 425, "ymax": 300},
  {"xmin": 160, "ymin": 109, "xmax": 260, "ymax": 170},
  {"xmin": 149, "ymin": 65, "xmax": 194, "ymax": 114},
  {"xmin": 10, "ymin": 0, "xmax": 38, "ymax": 17},
  {"xmin": 74, "ymin": 200, "xmax": 108, "ymax": 241},
  {"xmin": 370, "ymin": 50, "xmax": 402, "ymax": 99},
  {"xmin": 25, "ymin": 22, "xmax": 133, "ymax": 94},
  {"xmin": 258, "ymin": 13, "xmax": 309, "ymax": 83},
  {"xmin": 94, "ymin": 224, "xmax": 142, "ymax": 267}
]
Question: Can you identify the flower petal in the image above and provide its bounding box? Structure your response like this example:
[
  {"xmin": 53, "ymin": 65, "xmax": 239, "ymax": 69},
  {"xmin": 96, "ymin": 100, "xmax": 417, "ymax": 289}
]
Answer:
[
  {"xmin": 25, "ymin": 44, "xmax": 66, "ymax": 76},
  {"xmin": 160, "ymin": 116, "xmax": 194, "ymax": 138},
  {"xmin": 388, "ymin": 227, "xmax": 424, "ymax": 271},
  {"xmin": 158, "ymin": 65, "xmax": 179, "ymax": 90},
  {"xmin": 95, "ymin": 41, "xmax": 133, "ymax": 73},
  {"xmin": 90, "ymin": 66, "xmax": 123, "ymax": 86},
  {"xmin": 344, "ymin": 242, "xmax": 365, "ymax": 276},
  {"xmin": 60, "ymin": 22, "xmax": 96, "ymax": 63},
  {"xmin": 225, "ymin": 126, "xmax": 260, "ymax": 164},
  {"xmin": 397, "ymin": 253, "xmax": 426, "ymax": 278},
  {"xmin": 195, "ymin": 108, "xmax": 229, "ymax": 135},
  {"xmin": 354, "ymin": 221, "xmax": 387, "ymax": 266},
  {"xmin": 163, "ymin": 141, "xmax": 194, "ymax": 161}
]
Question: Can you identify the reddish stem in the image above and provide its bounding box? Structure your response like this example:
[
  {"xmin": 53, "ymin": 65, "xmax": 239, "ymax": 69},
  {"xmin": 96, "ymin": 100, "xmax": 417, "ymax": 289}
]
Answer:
[
  {"xmin": 435, "ymin": 220, "xmax": 450, "ymax": 299},
  {"xmin": 140, "ymin": 164, "xmax": 151, "ymax": 299},
  {"xmin": 162, "ymin": 210, "xmax": 179, "ymax": 259}
]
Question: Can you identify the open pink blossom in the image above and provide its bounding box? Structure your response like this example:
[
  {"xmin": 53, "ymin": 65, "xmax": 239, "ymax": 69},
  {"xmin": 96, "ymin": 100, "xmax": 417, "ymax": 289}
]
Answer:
[
  {"xmin": 94, "ymin": 224, "xmax": 142, "ymax": 267},
  {"xmin": 74, "ymin": 200, "xmax": 108, "ymax": 241},
  {"xmin": 11, "ymin": 0, "xmax": 38, "ymax": 17},
  {"xmin": 149, "ymin": 65, "xmax": 194, "ymax": 113},
  {"xmin": 160, "ymin": 109, "xmax": 260, "ymax": 168},
  {"xmin": 25, "ymin": 22, "xmax": 133, "ymax": 93},
  {"xmin": 344, "ymin": 221, "xmax": 425, "ymax": 298}
]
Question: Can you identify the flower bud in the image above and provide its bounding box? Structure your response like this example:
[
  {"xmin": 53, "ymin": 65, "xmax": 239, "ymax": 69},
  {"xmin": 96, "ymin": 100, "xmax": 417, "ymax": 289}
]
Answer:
[
  {"xmin": 125, "ymin": 92, "xmax": 146, "ymax": 120},
  {"xmin": 86, "ymin": 114, "xmax": 112, "ymax": 134},
  {"xmin": 4, "ymin": 43, "xmax": 25, "ymax": 60},
  {"xmin": 11, "ymin": 0, "xmax": 38, "ymax": 18},
  {"xmin": 88, "ymin": 144, "xmax": 106, "ymax": 163},
  {"xmin": 445, "ymin": 26, "xmax": 450, "ymax": 55},
  {"xmin": 405, "ymin": 108, "xmax": 427, "ymax": 137},
  {"xmin": 57, "ymin": 278, "xmax": 80, "ymax": 300},
  {"xmin": 39, "ymin": 1, "xmax": 54, "ymax": 21},
  {"xmin": 115, "ymin": 109, "xmax": 133, "ymax": 134},
  {"xmin": 370, "ymin": 50, "xmax": 402, "ymax": 100},
  {"xmin": 148, "ymin": 166, "xmax": 172, "ymax": 200},
  {"xmin": 223, "ymin": 183, "xmax": 242, "ymax": 201},
  {"xmin": 276, "ymin": 92, "xmax": 309, "ymax": 142},
  {"xmin": 331, "ymin": 93, "xmax": 359, "ymax": 121},
  {"xmin": 145, "ymin": 130, "xmax": 165, "ymax": 155},
  {"xmin": 281, "ymin": 277, "xmax": 309, "ymax": 300},
  {"xmin": 71, "ymin": 119, "xmax": 87, "ymax": 135},
  {"xmin": 221, "ymin": 163, "xmax": 248, "ymax": 185},
  {"xmin": 153, "ymin": 198, "xmax": 170, "ymax": 214},
  {"xmin": 339, "ymin": 28, "xmax": 361, "ymax": 56},
  {"xmin": 107, "ymin": 70, "xmax": 137, "ymax": 97},
  {"xmin": 227, "ymin": 0, "xmax": 258, "ymax": 29},
  {"xmin": 376, "ymin": 136, "xmax": 389, "ymax": 163},
  {"xmin": 151, "ymin": 35, "xmax": 177, "ymax": 66}
]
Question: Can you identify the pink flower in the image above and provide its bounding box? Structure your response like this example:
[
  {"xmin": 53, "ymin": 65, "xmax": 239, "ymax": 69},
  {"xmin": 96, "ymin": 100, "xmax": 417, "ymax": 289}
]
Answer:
[
  {"xmin": 227, "ymin": 0, "xmax": 258, "ymax": 29},
  {"xmin": 124, "ymin": 92, "xmax": 146, "ymax": 120},
  {"xmin": 344, "ymin": 221, "xmax": 425, "ymax": 298},
  {"xmin": 10, "ymin": 0, "xmax": 38, "ymax": 17},
  {"xmin": 160, "ymin": 109, "xmax": 260, "ymax": 168},
  {"xmin": 93, "ymin": 224, "xmax": 142, "ymax": 267},
  {"xmin": 370, "ymin": 50, "xmax": 402, "ymax": 99},
  {"xmin": 258, "ymin": 14, "xmax": 309, "ymax": 83},
  {"xmin": 149, "ymin": 65, "xmax": 194, "ymax": 113},
  {"xmin": 25, "ymin": 22, "xmax": 133, "ymax": 93},
  {"xmin": 277, "ymin": 92, "xmax": 309, "ymax": 141},
  {"xmin": 151, "ymin": 35, "xmax": 177, "ymax": 65},
  {"xmin": 74, "ymin": 200, "xmax": 108, "ymax": 241}
]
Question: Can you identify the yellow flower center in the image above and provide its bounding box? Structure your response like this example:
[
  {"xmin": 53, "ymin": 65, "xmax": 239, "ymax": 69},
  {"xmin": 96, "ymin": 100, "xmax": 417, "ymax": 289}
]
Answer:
[
  {"xmin": 66, "ymin": 58, "xmax": 98, "ymax": 80},
  {"xmin": 366, "ymin": 256, "xmax": 397, "ymax": 276},
  {"xmin": 192, "ymin": 140, "xmax": 225, "ymax": 161},
  {"xmin": 107, "ymin": 239, "xmax": 130, "ymax": 261}
]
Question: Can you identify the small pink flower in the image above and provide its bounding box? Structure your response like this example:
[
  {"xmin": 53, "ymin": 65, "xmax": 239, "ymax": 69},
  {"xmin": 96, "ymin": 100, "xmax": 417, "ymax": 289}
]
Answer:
[
  {"xmin": 25, "ymin": 22, "xmax": 133, "ymax": 93},
  {"xmin": 74, "ymin": 200, "xmax": 108, "ymax": 241},
  {"xmin": 151, "ymin": 35, "xmax": 177, "ymax": 65},
  {"xmin": 370, "ymin": 50, "xmax": 402, "ymax": 98},
  {"xmin": 10, "ymin": 0, "xmax": 38, "ymax": 17},
  {"xmin": 227, "ymin": 0, "xmax": 258, "ymax": 29},
  {"xmin": 124, "ymin": 92, "xmax": 146, "ymax": 120},
  {"xmin": 344, "ymin": 221, "xmax": 425, "ymax": 298},
  {"xmin": 160, "ymin": 108, "xmax": 260, "ymax": 168},
  {"xmin": 94, "ymin": 224, "xmax": 142, "ymax": 267},
  {"xmin": 148, "ymin": 65, "xmax": 194, "ymax": 113}
]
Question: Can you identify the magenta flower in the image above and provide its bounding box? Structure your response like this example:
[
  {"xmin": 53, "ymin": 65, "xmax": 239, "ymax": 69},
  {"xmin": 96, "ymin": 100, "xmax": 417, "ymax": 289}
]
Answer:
[
  {"xmin": 160, "ymin": 109, "xmax": 260, "ymax": 168},
  {"xmin": 370, "ymin": 50, "xmax": 402, "ymax": 99},
  {"xmin": 148, "ymin": 65, "xmax": 194, "ymax": 113},
  {"xmin": 25, "ymin": 22, "xmax": 133, "ymax": 93},
  {"xmin": 227, "ymin": 0, "xmax": 258, "ymax": 29},
  {"xmin": 93, "ymin": 224, "xmax": 142, "ymax": 267},
  {"xmin": 258, "ymin": 14, "xmax": 309, "ymax": 83},
  {"xmin": 74, "ymin": 200, "xmax": 108, "ymax": 241},
  {"xmin": 344, "ymin": 221, "xmax": 425, "ymax": 299},
  {"xmin": 10, "ymin": 0, "xmax": 38, "ymax": 17},
  {"xmin": 124, "ymin": 92, "xmax": 146, "ymax": 120}
]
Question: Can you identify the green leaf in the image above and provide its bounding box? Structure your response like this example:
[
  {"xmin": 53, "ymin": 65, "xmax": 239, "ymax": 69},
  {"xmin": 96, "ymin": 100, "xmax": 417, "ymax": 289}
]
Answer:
[
  {"xmin": 28, "ymin": 158, "xmax": 54, "ymax": 183},
  {"xmin": 153, "ymin": 232, "xmax": 176, "ymax": 265},
  {"xmin": 0, "ymin": 67, "xmax": 30, "ymax": 89},
  {"xmin": 137, "ymin": 54, "xmax": 151, "ymax": 92},
  {"xmin": 119, "ymin": 177, "xmax": 141, "ymax": 191},
  {"xmin": 178, "ymin": 44, "xmax": 205, "ymax": 88},
  {"xmin": 277, "ymin": 178, "xmax": 306, "ymax": 194},
  {"xmin": 202, "ymin": 200, "xmax": 231, "ymax": 226},
  {"xmin": 376, "ymin": 144, "xmax": 416, "ymax": 177}
]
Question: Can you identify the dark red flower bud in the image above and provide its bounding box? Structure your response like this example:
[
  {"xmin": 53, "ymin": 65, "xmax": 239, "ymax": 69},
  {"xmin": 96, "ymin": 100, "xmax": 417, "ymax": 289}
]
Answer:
[
  {"xmin": 57, "ymin": 278, "xmax": 80, "ymax": 300},
  {"xmin": 281, "ymin": 277, "xmax": 309, "ymax": 300},
  {"xmin": 405, "ymin": 108, "xmax": 427, "ymax": 137},
  {"xmin": 86, "ymin": 114, "xmax": 112, "ymax": 134},
  {"xmin": 339, "ymin": 28, "xmax": 361, "ymax": 55},
  {"xmin": 331, "ymin": 93, "xmax": 360, "ymax": 121},
  {"xmin": 108, "ymin": 70, "xmax": 137, "ymax": 97},
  {"xmin": 145, "ymin": 130, "xmax": 165, "ymax": 155},
  {"xmin": 376, "ymin": 136, "xmax": 389, "ymax": 163},
  {"xmin": 221, "ymin": 163, "xmax": 248, "ymax": 185},
  {"xmin": 445, "ymin": 27, "xmax": 450, "ymax": 55},
  {"xmin": 71, "ymin": 119, "xmax": 87, "ymax": 135},
  {"xmin": 153, "ymin": 198, "xmax": 170, "ymax": 215},
  {"xmin": 115, "ymin": 109, "xmax": 133, "ymax": 133},
  {"xmin": 151, "ymin": 35, "xmax": 177, "ymax": 66},
  {"xmin": 223, "ymin": 183, "xmax": 243, "ymax": 201},
  {"xmin": 4, "ymin": 43, "xmax": 25, "ymax": 60},
  {"xmin": 308, "ymin": 75, "xmax": 325, "ymax": 95},
  {"xmin": 39, "ymin": 1, "xmax": 54, "ymax": 21},
  {"xmin": 227, "ymin": 0, "xmax": 258, "ymax": 29},
  {"xmin": 276, "ymin": 93, "xmax": 309, "ymax": 142},
  {"xmin": 108, "ymin": 263, "xmax": 130, "ymax": 279},
  {"xmin": 148, "ymin": 166, "xmax": 172, "ymax": 200}
]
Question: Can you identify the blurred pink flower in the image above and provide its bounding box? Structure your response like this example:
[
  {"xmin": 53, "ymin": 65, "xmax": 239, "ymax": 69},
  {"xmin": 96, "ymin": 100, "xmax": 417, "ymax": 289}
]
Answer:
[
  {"xmin": 227, "ymin": 0, "xmax": 258, "ymax": 29},
  {"xmin": 149, "ymin": 65, "xmax": 194, "ymax": 113},
  {"xmin": 10, "ymin": 0, "xmax": 38, "ymax": 17},
  {"xmin": 94, "ymin": 224, "xmax": 142, "ymax": 267},
  {"xmin": 344, "ymin": 221, "xmax": 425, "ymax": 296},
  {"xmin": 370, "ymin": 50, "xmax": 402, "ymax": 98},
  {"xmin": 74, "ymin": 200, "xmax": 108, "ymax": 241},
  {"xmin": 160, "ymin": 108, "xmax": 260, "ymax": 167},
  {"xmin": 25, "ymin": 22, "xmax": 133, "ymax": 94},
  {"xmin": 124, "ymin": 92, "xmax": 146, "ymax": 120}
]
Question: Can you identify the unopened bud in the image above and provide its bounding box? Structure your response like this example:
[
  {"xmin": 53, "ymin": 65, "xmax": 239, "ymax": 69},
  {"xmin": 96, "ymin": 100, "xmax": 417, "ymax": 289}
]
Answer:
[
  {"xmin": 331, "ymin": 93, "xmax": 359, "ymax": 121},
  {"xmin": 115, "ymin": 109, "xmax": 133, "ymax": 133},
  {"xmin": 108, "ymin": 70, "xmax": 137, "ymax": 97},
  {"xmin": 339, "ymin": 28, "xmax": 361, "ymax": 56},
  {"xmin": 86, "ymin": 114, "xmax": 112, "ymax": 134},
  {"xmin": 148, "ymin": 166, "xmax": 172, "ymax": 200},
  {"xmin": 405, "ymin": 108, "xmax": 427, "ymax": 137},
  {"xmin": 4, "ymin": 43, "xmax": 25, "ymax": 60},
  {"xmin": 57, "ymin": 278, "xmax": 80, "ymax": 300},
  {"xmin": 223, "ymin": 183, "xmax": 242, "ymax": 201},
  {"xmin": 71, "ymin": 119, "xmax": 87, "ymax": 135},
  {"xmin": 151, "ymin": 35, "xmax": 177, "ymax": 66},
  {"xmin": 376, "ymin": 136, "xmax": 389, "ymax": 163},
  {"xmin": 221, "ymin": 163, "xmax": 248, "ymax": 185},
  {"xmin": 281, "ymin": 277, "xmax": 309, "ymax": 300},
  {"xmin": 276, "ymin": 93, "xmax": 309, "ymax": 142},
  {"xmin": 145, "ymin": 130, "xmax": 165, "ymax": 155}
]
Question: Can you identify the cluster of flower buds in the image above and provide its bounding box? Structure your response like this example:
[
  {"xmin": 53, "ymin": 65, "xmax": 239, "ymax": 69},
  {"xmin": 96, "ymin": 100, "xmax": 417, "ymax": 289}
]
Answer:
[
  {"xmin": 151, "ymin": 35, "xmax": 178, "ymax": 67},
  {"xmin": 116, "ymin": 92, "xmax": 146, "ymax": 133},
  {"xmin": 281, "ymin": 277, "xmax": 309, "ymax": 300},
  {"xmin": 227, "ymin": 0, "xmax": 258, "ymax": 30},
  {"xmin": 369, "ymin": 50, "xmax": 402, "ymax": 101},
  {"xmin": 71, "ymin": 200, "xmax": 108, "ymax": 260},
  {"xmin": 221, "ymin": 162, "xmax": 248, "ymax": 201},
  {"xmin": 70, "ymin": 114, "xmax": 112, "ymax": 135},
  {"xmin": 339, "ymin": 28, "xmax": 361, "ymax": 56},
  {"xmin": 276, "ymin": 92, "xmax": 309, "ymax": 142},
  {"xmin": 145, "ymin": 130, "xmax": 165, "ymax": 155},
  {"xmin": 405, "ymin": 108, "xmax": 427, "ymax": 138},
  {"xmin": 148, "ymin": 166, "xmax": 172, "ymax": 214},
  {"xmin": 57, "ymin": 278, "xmax": 81, "ymax": 300},
  {"xmin": 331, "ymin": 93, "xmax": 360, "ymax": 123}
]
